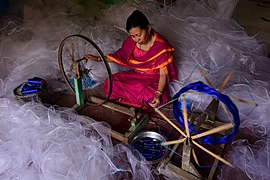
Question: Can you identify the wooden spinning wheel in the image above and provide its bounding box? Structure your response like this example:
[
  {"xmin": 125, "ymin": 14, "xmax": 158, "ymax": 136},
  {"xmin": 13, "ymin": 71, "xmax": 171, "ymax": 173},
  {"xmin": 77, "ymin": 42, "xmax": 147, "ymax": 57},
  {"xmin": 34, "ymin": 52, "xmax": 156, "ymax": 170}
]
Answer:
[
  {"xmin": 154, "ymin": 68, "xmax": 257, "ymax": 178},
  {"xmin": 58, "ymin": 34, "xmax": 112, "ymax": 106}
]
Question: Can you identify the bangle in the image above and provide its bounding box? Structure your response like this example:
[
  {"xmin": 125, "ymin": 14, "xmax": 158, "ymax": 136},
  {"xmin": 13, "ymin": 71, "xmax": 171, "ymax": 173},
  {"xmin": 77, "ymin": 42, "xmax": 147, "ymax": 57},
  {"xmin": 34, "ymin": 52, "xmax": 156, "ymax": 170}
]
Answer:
[
  {"xmin": 155, "ymin": 90, "xmax": 163, "ymax": 95},
  {"xmin": 96, "ymin": 57, "xmax": 101, "ymax": 61}
]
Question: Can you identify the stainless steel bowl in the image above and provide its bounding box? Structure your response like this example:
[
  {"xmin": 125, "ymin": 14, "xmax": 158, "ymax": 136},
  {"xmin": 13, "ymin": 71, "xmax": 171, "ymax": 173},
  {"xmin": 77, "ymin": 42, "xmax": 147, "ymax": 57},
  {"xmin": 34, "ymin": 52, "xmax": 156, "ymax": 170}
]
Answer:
[{"xmin": 130, "ymin": 131, "xmax": 169, "ymax": 164}]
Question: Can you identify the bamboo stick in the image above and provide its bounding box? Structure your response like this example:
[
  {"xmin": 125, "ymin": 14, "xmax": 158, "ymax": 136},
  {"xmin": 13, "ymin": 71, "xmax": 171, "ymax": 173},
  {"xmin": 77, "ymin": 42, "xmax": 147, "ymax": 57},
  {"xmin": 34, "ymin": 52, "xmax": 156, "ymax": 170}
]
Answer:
[
  {"xmin": 220, "ymin": 102, "xmax": 233, "ymax": 123},
  {"xmin": 208, "ymin": 0, "xmax": 214, "ymax": 9},
  {"xmin": 155, "ymin": 108, "xmax": 187, "ymax": 137},
  {"xmin": 162, "ymin": 137, "xmax": 187, "ymax": 146},
  {"xmin": 182, "ymin": 98, "xmax": 190, "ymax": 138},
  {"xmin": 218, "ymin": 71, "xmax": 234, "ymax": 92},
  {"xmin": 88, "ymin": 96, "xmax": 134, "ymax": 116},
  {"xmin": 192, "ymin": 149, "xmax": 200, "ymax": 166},
  {"xmin": 192, "ymin": 140, "xmax": 233, "ymax": 167},
  {"xmin": 191, "ymin": 123, "xmax": 233, "ymax": 140},
  {"xmin": 187, "ymin": 90, "xmax": 201, "ymax": 95},
  {"xmin": 198, "ymin": 67, "xmax": 214, "ymax": 88},
  {"xmin": 230, "ymin": 96, "xmax": 257, "ymax": 106}
]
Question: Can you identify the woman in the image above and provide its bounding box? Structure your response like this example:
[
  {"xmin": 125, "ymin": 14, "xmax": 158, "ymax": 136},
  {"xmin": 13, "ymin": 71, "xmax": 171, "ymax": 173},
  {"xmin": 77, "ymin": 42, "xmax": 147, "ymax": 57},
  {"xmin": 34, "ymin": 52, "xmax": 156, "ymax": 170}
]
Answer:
[{"xmin": 85, "ymin": 10, "xmax": 178, "ymax": 107}]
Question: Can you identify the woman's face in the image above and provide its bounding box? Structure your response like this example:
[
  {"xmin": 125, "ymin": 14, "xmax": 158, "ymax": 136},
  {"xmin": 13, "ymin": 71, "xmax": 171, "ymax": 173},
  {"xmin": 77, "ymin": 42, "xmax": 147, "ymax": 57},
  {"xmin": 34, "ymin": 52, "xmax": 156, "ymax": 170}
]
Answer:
[{"xmin": 129, "ymin": 26, "xmax": 150, "ymax": 44}]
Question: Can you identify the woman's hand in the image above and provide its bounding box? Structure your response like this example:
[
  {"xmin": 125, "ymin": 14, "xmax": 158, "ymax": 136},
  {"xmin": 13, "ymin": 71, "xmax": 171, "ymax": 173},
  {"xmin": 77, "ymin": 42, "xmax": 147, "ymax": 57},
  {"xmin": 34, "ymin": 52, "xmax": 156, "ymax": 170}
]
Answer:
[
  {"xmin": 149, "ymin": 93, "xmax": 161, "ymax": 107},
  {"xmin": 84, "ymin": 54, "xmax": 100, "ymax": 61}
]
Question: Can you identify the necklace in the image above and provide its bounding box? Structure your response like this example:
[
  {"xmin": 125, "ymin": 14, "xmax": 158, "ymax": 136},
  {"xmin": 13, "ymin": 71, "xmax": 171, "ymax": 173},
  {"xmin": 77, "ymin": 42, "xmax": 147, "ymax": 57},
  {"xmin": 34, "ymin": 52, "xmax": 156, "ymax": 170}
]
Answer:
[{"xmin": 138, "ymin": 35, "xmax": 154, "ymax": 51}]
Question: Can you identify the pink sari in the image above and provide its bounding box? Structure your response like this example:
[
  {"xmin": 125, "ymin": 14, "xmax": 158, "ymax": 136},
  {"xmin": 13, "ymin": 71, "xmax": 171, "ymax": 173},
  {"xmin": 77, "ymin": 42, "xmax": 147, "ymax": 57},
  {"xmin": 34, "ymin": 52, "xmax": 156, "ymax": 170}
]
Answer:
[{"xmin": 104, "ymin": 31, "xmax": 178, "ymax": 106}]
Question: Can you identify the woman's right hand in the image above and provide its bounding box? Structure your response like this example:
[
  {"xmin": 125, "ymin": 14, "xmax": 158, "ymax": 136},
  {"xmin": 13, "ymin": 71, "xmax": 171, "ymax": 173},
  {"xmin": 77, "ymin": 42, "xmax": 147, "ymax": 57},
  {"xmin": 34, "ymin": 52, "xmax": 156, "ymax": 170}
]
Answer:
[
  {"xmin": 149, "ymin": 93, "xmax": 161, "ymax": 107},
  {"xmin": 84, "ymin": 54, "xmax": 100, "ymax": 61}
]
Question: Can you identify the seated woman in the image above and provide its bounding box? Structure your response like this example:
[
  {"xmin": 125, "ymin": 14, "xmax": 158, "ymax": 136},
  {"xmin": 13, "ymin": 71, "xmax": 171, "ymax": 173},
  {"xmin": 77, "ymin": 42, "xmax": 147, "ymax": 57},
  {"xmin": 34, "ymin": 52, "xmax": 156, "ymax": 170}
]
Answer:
[{"xmin": 85, "ymin": 10, "xmax": 178, "ymax": 107}]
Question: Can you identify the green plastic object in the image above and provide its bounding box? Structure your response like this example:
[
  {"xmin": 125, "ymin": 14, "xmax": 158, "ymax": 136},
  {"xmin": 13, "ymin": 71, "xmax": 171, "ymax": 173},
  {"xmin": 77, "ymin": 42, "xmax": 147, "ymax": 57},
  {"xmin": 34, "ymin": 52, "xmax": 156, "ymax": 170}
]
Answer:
[
  {"xmin": 106, "ymin": 0, "xmax": 114, "ymax": 5},
  {"xmin": 105, "ymin": 0, "xmax": 122, "ymax": 5}
]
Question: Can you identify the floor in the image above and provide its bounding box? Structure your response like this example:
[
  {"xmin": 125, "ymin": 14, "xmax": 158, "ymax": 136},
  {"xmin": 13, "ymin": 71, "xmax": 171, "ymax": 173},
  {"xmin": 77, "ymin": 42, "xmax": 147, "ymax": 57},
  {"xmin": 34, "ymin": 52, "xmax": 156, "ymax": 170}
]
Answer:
[
  {"xmin": 232, "ymin": 0, "xmax": 270, "ymax": 54},
  {"xmin": 233, "ymin": 0, "xmax": 270, "ymax": 36}
]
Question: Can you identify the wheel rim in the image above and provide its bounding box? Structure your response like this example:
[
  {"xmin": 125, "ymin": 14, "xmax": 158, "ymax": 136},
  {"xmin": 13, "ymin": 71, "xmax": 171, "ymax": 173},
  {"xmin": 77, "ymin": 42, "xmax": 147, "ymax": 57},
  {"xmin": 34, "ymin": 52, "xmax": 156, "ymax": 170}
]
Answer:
[{"xmin": 58, "ymin": 34, "xmax": 112, "ymax": 105}]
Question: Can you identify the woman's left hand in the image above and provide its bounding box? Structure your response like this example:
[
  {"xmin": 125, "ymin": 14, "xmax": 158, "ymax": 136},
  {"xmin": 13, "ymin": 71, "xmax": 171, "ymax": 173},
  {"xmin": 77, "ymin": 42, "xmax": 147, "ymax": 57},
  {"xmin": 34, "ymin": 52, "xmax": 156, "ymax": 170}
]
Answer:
[
  {"xmin": 149, "ymin": 94, "xmax": 161, "ymax": 107},
  {"xmin": 84, "ymin": 54, "xmax": 100, "ymax": 61}
]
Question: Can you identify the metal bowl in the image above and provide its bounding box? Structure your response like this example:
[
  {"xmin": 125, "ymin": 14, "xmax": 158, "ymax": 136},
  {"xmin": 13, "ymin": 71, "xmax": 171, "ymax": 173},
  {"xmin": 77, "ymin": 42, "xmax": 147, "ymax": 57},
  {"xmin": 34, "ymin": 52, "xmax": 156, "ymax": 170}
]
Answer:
[{"xmin": 130, "ymin": 131, "xmax": 169, "ymax": 164}]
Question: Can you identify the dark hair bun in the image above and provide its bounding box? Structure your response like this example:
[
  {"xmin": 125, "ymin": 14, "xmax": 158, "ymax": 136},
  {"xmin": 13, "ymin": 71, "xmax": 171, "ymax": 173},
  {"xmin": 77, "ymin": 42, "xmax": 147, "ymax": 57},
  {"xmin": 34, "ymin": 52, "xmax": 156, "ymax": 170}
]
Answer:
[{"xmin": 126, "ymin": 10, "xmax": 150, "ymax": 32}]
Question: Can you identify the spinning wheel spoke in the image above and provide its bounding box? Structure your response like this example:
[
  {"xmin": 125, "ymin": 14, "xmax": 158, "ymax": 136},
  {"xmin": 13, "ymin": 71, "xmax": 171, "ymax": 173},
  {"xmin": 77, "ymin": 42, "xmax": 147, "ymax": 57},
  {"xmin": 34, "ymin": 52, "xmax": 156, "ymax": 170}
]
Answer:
[
  {"xmin": 162, "ymin": 137, "xmax": 186, "ymax": 146},
  {"xmin": 181, "ymin": 97, "xmax": 190, "ymax": 138},
  {"xmin": 217, "ymin": 71, "xmax": 234, "ymax": 92},
  {"xmin": 58, "ymin": 34, "xmax": 112, "ymax": 105},
  {"xmin": 188, "ymin": 90, "xmax": 201, "ymax": 95},
  {"xmin": 198, "ymin": 67, "xmax": 214, "ymax": 88},
  {"xmin": 191, "ymin": 123, "xmax": 234, "ymax": 140},
  {"xmin": 220, "ymin": 102, "xmax": 233, "ymax": 123},
  {"xmin": 192, "ymin": 149, "xmax": 200, "ymax": 166},
  {"xmin": 155, "ymin": 108, "xmax": 187, "ymax": 138},
  {"xmin": 192, "ymin": 140, "xmax": 233, "ymax": 167},
  {"xmin": 229, "ymin": 96, "xmax": 257, "ymax": 106}
]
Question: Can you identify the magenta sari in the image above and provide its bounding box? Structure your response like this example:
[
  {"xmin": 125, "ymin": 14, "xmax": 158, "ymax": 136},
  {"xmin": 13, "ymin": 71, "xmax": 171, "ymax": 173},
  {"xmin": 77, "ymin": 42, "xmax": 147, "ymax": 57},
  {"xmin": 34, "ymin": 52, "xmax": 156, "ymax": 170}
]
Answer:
[{"xmin": 104, "ymin": 31, "xmax": 178, "ymax": 106}]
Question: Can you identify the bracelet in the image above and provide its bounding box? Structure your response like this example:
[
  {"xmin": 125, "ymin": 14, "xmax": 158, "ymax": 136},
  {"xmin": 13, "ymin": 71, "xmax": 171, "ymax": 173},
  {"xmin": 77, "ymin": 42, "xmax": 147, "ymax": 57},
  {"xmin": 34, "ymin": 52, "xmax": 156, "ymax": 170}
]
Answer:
[
  {"xmin": 96, "ymin": 57, "xmax": 101, "ymax": 61},
  {"xmin": 155, "ymin": 90, "xmax": 163, "ymax": 95}
]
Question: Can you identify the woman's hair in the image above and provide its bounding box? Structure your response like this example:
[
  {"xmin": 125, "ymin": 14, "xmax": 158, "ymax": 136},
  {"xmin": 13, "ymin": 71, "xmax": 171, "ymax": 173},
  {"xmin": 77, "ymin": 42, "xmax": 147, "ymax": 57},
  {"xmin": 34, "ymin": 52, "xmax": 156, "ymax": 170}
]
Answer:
[{"xmin": 126, "ymin": 10, "xmax": 150, "ymax": 32}]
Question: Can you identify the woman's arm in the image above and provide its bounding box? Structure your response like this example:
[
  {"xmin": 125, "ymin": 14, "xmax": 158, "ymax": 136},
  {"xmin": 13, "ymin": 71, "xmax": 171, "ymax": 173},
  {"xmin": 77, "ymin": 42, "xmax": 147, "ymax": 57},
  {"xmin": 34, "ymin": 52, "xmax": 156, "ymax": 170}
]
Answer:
[
  {"xmin": 149, "ymin": 67, "xmax": 167, "ymax": 107},
  {"xmin": 84, "ymin": 54, "xmax": 113, "ymax": 62},
  {"xmin": 157, "ymin": 67, "xmax": 167, "ymax": 93}
]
